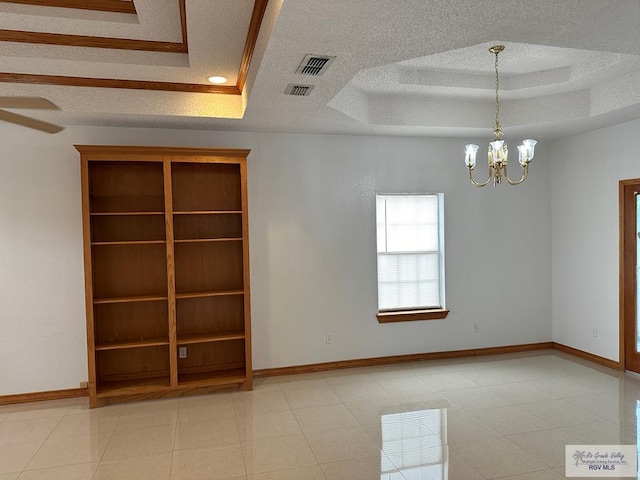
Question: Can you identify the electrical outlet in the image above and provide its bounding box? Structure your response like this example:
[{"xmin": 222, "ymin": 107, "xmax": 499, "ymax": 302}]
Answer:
[
  {"xmin": 179, "ymin": 346, "xmax": 187, "ymax": 358},
  {"xmin": 79, "ymin": 381, "xmax": 88, "ymax": 389},
  {"xmin": 592, "ymin": 328, "xmax": 598, "ymax": 337},
  {"xmin": 472, "ymin": 322, "xmax": 479, "ymax": 333},
  {"xmin": 326, "ymin": 333, "xmax": 333, "ymax": 344}
]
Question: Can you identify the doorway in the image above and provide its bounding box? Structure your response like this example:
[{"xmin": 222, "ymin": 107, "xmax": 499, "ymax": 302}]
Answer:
[{"xmin": 621, "ymin": 179, "xmax": 640, "ymax": 373}]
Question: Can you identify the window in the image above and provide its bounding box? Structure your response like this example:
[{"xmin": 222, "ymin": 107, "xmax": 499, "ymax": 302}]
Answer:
[{"xmin": 376, "ymin": 194, "xmax": 448, "ymax": 323}]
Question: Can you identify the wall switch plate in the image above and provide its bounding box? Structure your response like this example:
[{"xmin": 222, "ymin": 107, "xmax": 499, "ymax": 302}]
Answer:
[
  {"xmin": 326, "ymin": 333, "xmax": 333, "ymax": 344},
  {"xmin": 592, "ymin": 328, "xmax": 598, "ymax": 337},
  {"xmin": 472, "ymin": 322, "xmax": 479, "ymax": 333},
  {"xmin": 179, "ymin": 346, "xmax": 187, "ymax": 358}
]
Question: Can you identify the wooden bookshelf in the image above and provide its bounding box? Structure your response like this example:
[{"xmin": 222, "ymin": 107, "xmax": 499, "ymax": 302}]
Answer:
[{"xmin": 78, "ymin": 146, "xmax": 252, "ymax": 407}]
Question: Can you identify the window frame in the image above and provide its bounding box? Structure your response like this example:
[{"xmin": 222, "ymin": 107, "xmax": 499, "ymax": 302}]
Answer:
[{"xmin": 375, "ymin": 193, "xmax": 449, "ymax": 323}]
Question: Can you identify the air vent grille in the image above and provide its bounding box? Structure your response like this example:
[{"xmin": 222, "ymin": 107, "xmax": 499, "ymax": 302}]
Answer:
[
  {"xmin": 285, "ymin": 84, "xmax": 314, "ymax": 96},
  {"xmin": 296, "ymin": 54, "xmax": 336, "ymax": 76}
]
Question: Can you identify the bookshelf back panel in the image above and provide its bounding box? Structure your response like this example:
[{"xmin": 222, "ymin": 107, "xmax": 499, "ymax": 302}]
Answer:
[
  {"xmin": 97, "ymin": 346, "xmax": 169, "ymax": 382},
  {"xmin": 89, "ymin": 162, "xmax": 164, "ymax": 213},
  {"xmin": 177, "ymin": 340, "xmax": 245, "ymax": 373},
  {"xmin": 175, "ymin": 242, "xmax": 243, "ymax": 293},
  {"xmin": 93, "ymin": 244, "xmax": 168, "ymax": 299},
  {"xmin": 176, "ymin": 296, "xmax": 244, "ymax": 337},
  {"xmin": 174, "ymin": 214, "xmax": 242, "ymax": 240},
  {"xmin": 95, "ymin": 301, "xmax": 169, "ymax": 344},
  {"xmin": 91, "ymin": 215, "xmax": 166, "ymax": 243},
  {"xmin": 172, "ymin": 163, "xmax": 241, "ymax": 212}
]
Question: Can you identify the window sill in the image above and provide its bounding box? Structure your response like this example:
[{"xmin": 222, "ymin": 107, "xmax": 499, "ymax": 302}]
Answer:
[{"xmin": 377, "ymin": 309, "xmax": 449, "ymax": 323}]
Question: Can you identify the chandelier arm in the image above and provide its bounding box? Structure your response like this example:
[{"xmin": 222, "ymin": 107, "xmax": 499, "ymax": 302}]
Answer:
[
  {"xmin": 503, "ymin": 163, "xmax": 529, "ymax": 186},
  {"xmin": 468, "ymin": 167, "xmax": 492, "ymax": 187}
]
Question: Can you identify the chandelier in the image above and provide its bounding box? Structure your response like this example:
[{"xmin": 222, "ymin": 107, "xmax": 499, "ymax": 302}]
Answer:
[{"xmin": 464, "ymin": 45, "xmax": 537, "ymax": 187}]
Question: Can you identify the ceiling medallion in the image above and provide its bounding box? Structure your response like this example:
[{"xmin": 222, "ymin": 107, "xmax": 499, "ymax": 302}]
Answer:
[{"xmin": 464, "ymin": 45, "xmax": 537, "ymax": 187}]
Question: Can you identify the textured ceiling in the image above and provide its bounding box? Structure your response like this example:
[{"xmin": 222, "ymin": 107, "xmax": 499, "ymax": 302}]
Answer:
[
  {"xmin": 328, "ymin": 43, "xmax": 640, "ymax": 134},
  {"xmin": 0, "ymin": 0, "xmax": 638, "ymax": 139}
]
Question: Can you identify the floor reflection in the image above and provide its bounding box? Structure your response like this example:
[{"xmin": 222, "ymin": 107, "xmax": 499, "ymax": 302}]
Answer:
[{"xmin": 381, "ymin": 408, "xmax": 447, "ymax": 479}]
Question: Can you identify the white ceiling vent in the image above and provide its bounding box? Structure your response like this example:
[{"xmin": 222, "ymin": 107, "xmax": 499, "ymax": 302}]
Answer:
[
  {"xmin": 296, "ymin": 54, "xmax": 336, "ymax": 75},
  {"xmin": 285, "ymin": 84, "xmax": 314, "ymax": 96}
]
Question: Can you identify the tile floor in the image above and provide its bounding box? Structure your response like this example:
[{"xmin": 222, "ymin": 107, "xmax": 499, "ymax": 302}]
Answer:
[{"xmin": 1, "ymin": 350, "xmax": 639, "ymax": 479}]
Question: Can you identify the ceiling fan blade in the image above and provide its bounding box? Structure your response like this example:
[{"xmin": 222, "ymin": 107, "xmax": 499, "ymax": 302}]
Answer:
[
  {"xmin": 0, "ymin": 109, "xmax": 63, "ymax": 133},
  {"xmin": 0, "ymin": 97, "xmax": 59, "ymax": 110}
]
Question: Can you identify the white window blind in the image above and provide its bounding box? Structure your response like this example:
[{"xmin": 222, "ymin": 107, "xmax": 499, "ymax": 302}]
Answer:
[{"xmin": 376, "ymin": 194, "xmax": 444, "ymax": 311}]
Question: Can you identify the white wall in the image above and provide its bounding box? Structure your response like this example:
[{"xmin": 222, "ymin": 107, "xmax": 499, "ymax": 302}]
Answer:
[
  {"xmin": 0, "ymin": 125, "xmax": 552, "ymax": 395},
  {"xmin": 250, "ymin": 134, "xmax": 552, "ymax": 368},
  {"xmin": 551, "ymin": 118, "xmax": 640, "ymax": 362}
]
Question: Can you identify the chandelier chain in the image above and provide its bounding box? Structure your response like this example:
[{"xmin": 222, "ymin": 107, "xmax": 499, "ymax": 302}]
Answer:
[{"xmin": 494, "ymin": 48, "xmax": 501, "ymax": 138}]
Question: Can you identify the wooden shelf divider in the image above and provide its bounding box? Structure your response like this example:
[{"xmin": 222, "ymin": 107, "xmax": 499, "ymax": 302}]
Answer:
[
  {"xmin": 173, "ymin": 210, "xmax": 242, "ymax": 215},
  {"xmin": 92, "ymin": 240, "xmax": 167, "ymax": 246},
  {"xmin": 177, "ymin": 331, "xmax": 245, "ymax": 345},
  {"xmin": 96, "ymin": 377, "xmax": 171, "ymax": 398},
  {"xmin": 174, "ymin": 238, "xmax": 242, "ymax": 244},
  {"xmin": 178, "ymin": 369, "xmax": 247, "ymax": 388},
  {"xmin": 95, "ymin": 337, "xmax": 170, "ymax": 351},
  {"xmin": 175, "ymin": 290, "xmax": 245, "ymax": 300},
  {"xmin": 94, "ymin": 294, "xmax": 168, "ymax": 305},
  {"xmin": 90, "ymin": 211, "xmax": 165, "ymax": 216}
]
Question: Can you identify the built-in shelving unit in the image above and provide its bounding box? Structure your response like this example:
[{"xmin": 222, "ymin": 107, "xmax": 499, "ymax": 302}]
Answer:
[{"xmin": 78, "ymin": 146, "xmax": 252, "ymax": 407}]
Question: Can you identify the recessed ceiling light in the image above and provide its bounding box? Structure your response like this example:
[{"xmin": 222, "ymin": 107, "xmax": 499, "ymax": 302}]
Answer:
[{"xmin": 207, "ymin": 75, "xmax": 228, "ymax": 84}]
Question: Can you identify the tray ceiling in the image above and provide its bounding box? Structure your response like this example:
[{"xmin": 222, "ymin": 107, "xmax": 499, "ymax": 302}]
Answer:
[{"xmin": 0, "ymin": 0, "xmax": 637, "ymax": 139}]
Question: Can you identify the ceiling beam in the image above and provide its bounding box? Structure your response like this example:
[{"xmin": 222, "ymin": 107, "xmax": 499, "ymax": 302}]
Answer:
[
  {"xmin": 0, "ymin": 72, "xmax": 241, "ymax": 94},
  {"xmin": 237, "ymin": 0, "xmax": 269, "ymax": 93},
  {"xmin": 0, "ymin": 29, "xmax": 186, "ymax": 52},
  {"xmin": 0, "ymin": 0, "xmax": 136, "ymax": 14}
]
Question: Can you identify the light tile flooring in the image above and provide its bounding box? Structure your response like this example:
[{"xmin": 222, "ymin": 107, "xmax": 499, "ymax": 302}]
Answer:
[{"xmin": 1, "ymin": 350, "xmax": 639, "ymax": 479}]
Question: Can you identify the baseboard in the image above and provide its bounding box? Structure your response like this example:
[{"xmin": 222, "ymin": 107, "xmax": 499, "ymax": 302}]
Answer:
[
  {"xmin": 551, "ymin": 342, "xmax": 620, "ymax": 370},
  {"xmin": 0, "ymin": 387, "xmax": 88, "ymax": 406},
  {"xmin": 254, "ymin": 342, "xmax": 554, "ymax": 377},
  {"xmin": 0, "ymin": 342, "xmax": 619, "ymax": 405}
]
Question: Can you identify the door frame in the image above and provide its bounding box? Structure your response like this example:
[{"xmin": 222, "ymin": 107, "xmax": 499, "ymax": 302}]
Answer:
[{"xmin": 619, "ymin": 179, "xmax": 640, "ymax": 372}]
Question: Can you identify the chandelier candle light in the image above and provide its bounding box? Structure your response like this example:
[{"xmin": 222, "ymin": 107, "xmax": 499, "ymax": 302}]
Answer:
[{"xmin": 465, "ymin": 45, "xmax": 537, "ymax": 187}]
